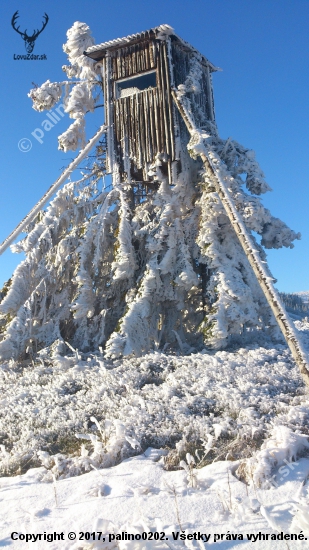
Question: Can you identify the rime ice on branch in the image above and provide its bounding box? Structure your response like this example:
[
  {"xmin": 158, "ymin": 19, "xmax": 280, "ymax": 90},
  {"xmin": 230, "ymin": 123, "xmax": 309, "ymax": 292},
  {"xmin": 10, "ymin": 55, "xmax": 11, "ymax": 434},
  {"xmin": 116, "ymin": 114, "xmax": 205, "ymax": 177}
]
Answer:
[{"xmin": 0, "ymin": 23, "xmax": 302, "ymax": 361}]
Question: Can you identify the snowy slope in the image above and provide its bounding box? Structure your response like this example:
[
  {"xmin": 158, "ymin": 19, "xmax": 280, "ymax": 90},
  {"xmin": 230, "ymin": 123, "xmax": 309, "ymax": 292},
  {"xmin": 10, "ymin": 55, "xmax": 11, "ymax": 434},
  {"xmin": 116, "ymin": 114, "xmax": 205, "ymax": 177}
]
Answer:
[
  {"xmin": 1, "ymin": 318, "xmax": 309, "ymax": 548},
  {"xmin": 0, "ymin": 449, "xmax": 309, "ymax": 549}
]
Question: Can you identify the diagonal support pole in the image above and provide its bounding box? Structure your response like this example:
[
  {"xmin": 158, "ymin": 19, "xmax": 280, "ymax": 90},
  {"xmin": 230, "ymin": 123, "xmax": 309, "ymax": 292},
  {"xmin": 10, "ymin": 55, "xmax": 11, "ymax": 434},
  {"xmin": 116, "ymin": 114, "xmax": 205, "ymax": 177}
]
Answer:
[
  {"xmin": 0, "ymin": 124, "xmax": 107, "ymax": 258},
  {"xmin": 172, "ymin": 89, "xmax": 309, "ymax": 387}
]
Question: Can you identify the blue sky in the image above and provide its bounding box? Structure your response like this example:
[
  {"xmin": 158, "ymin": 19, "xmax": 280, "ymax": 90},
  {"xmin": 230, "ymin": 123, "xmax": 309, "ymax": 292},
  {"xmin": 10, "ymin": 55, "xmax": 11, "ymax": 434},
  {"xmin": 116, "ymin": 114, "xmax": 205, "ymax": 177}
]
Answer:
[{"xmin": 0, "ymin": 0, "xmax": 308, "ymax": 292}]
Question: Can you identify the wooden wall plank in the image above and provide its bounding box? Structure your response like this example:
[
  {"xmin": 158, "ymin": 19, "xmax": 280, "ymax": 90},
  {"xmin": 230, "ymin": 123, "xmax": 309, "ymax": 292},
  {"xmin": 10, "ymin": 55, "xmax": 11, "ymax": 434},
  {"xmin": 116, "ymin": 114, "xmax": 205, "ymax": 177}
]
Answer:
[
  {"xmin": 158, "ymin": 43, "xmax": 170, "ymax": 158},
  {"xmin": 163, "ymin": 41, "xmax": 175, "ymax": 161}
]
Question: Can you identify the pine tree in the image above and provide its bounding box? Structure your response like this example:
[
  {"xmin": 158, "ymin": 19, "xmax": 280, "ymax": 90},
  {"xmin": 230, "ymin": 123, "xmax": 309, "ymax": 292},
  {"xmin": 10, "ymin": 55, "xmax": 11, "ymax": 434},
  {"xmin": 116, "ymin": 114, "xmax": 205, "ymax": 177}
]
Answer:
[{"xmin": 0, "ymin": 22, "xmax": 301, "ymax": 361}]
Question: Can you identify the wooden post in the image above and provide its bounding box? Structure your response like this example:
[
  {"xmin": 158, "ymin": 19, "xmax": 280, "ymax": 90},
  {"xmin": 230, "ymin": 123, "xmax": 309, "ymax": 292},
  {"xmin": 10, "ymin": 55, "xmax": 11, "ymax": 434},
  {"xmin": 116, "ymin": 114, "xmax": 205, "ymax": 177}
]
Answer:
[
  {"xmin": 105, "ymin": 51, "xmax": 114, "ymax": 174},
  {"xmin": 205, "ymin": 65, "xmax": 215, "ymax": 122}
]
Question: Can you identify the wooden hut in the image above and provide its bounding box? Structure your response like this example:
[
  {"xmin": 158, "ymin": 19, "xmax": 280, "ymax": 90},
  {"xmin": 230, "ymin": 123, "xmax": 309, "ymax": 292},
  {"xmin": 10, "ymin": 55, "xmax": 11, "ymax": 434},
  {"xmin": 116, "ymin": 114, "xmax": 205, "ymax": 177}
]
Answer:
[{"xmin": 85, "ymin": 24, "xmax": 217, "ymax": 186}]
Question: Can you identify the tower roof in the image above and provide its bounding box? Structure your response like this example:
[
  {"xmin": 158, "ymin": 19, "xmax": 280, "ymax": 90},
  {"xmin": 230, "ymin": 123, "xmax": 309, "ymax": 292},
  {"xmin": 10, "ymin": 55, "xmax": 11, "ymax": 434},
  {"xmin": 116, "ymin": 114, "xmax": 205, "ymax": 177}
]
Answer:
[{"xmin": 84, "ymin": 24, "xmax": 218, "ymax": 71}]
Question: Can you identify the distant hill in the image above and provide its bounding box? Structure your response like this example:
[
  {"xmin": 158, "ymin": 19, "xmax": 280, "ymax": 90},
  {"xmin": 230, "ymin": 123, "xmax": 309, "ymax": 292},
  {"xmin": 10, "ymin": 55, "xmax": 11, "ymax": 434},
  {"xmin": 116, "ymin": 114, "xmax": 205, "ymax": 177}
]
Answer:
[
  {"xmin": 297, "ymin": 291, "xmax": 309, "ymax": 303},
  {"xmin": 279, "ymin": 291, "xmax": 309, "ymax": 318}
]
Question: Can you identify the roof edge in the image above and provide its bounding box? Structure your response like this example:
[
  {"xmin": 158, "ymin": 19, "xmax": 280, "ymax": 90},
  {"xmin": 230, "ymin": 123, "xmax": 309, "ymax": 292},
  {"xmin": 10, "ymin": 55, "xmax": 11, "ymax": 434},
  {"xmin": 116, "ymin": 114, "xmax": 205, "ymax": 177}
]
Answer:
[
  {"xmin": 85, "ymin": 24, "xmax": 174, "ymax": 56},
  {"xmin": 84, "ymin": 24, "xmax": 219, "ymax": 72}
]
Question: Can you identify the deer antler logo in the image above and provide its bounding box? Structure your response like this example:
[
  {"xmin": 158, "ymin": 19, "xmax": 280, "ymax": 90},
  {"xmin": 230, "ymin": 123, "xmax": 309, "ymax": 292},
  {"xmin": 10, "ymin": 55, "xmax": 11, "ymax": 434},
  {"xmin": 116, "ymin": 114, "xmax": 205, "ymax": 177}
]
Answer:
[{"xmin": 11, "ymin": 11, "xmax": 49, "ymax": 54}]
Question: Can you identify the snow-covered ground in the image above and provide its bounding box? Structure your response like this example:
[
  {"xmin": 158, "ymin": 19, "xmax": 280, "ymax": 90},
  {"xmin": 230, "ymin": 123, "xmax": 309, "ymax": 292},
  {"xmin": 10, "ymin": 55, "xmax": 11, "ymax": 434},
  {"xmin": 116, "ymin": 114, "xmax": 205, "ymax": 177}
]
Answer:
[
  {"xmin": 1, "ymin": 317, "xmax": 309, "ymax": 549},
  {"xmin": 1, "ymin": 445, "xmax": 309, "ymax": 549},
  {"xmin": 1, "ymin": 449, "xmax": 309, "ymax": 550}
]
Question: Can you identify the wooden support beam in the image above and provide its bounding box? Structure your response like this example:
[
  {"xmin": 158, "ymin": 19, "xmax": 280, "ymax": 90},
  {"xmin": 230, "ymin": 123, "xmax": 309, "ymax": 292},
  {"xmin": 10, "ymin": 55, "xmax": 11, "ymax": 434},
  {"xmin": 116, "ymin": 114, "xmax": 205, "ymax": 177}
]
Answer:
[{"xmin": 0, "ymin": 124, "xmax": 107, "ymax": 258}]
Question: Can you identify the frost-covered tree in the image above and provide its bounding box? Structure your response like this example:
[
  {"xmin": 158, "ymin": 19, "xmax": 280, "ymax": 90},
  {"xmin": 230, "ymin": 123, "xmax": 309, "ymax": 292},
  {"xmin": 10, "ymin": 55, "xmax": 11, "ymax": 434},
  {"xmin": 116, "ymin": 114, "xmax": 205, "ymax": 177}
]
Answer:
[{"xmin": 0, "ymin": 22, "xmax": 301, "ymax": 361}]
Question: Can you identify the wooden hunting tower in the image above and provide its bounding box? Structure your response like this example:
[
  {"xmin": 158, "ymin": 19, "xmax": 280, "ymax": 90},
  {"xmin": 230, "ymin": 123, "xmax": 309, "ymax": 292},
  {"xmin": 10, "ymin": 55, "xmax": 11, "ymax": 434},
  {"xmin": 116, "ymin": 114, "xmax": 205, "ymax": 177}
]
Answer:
[
  {"xmin": 1, "ymin": 23, "xmax": 309, "ymax": 384},
  {"xmin": 85, "ymin": 24, "xmax": 217, "ymax": 185}
]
